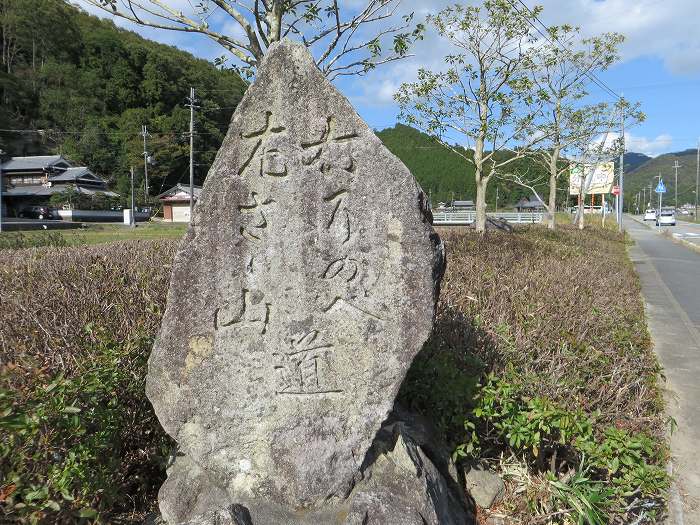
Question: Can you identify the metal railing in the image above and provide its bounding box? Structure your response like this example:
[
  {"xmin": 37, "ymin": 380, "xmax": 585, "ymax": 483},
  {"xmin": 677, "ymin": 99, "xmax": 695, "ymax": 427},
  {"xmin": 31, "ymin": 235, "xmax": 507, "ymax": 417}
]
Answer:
[{"xmin": 432, "ymin": 210, "xmax": 544, "ymax": 225}]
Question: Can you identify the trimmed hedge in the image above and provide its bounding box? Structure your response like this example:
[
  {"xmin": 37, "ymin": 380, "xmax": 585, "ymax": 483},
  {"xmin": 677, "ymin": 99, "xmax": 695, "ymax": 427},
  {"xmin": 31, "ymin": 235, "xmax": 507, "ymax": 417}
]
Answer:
[
  {"xmin": 0, "ymin": 225, "xmax": 667, "ymax": 523},
  {"xmin": 0, "ymin": 241, "xmax": 177, "ymax": 523}
]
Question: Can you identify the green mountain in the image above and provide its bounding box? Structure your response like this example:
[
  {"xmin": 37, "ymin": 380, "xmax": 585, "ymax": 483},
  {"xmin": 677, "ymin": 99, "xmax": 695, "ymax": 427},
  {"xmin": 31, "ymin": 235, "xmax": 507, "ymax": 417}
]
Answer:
[
  {"xmin": 0, "ymin": 0, "xmax": 247, "ymax": 202},
  {"xmin": 376, "ymin": 124, "xmax": 550, "ymax": 207},
  {"xmin": 623, "ymin": 149, "xmax": 699, "ymax": 209},
  {"xmin": 620, "ymin": 152, "xmax": 652, "ymax": 173},
  {"xmin": 0, "ymin": 2, "xmax": 571, "ymax": 210}
]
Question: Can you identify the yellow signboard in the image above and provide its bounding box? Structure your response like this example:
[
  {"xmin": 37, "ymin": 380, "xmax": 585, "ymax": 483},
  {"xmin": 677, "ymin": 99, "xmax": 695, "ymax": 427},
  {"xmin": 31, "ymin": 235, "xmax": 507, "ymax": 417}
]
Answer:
[{"xmin": 569, "ymin": 162, "xmax": 615, "ymax": 195}]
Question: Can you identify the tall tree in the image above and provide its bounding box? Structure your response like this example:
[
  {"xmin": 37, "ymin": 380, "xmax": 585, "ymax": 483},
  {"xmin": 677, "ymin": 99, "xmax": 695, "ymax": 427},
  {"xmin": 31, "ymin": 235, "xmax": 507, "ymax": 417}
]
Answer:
[
  {"xmin": 81, "ymin": 0, "xmax": 424, "ymax": 79},
  {"xmin": 521, "ymin": 27, "xmax": 630, "ymax": 230},
  {"xmin": 569, "ymin": 97, "xmax": 642, "ymax": 230},
  {"xmin": 395, "ymin": 1, "xmax": 548, "ymax": 233}
]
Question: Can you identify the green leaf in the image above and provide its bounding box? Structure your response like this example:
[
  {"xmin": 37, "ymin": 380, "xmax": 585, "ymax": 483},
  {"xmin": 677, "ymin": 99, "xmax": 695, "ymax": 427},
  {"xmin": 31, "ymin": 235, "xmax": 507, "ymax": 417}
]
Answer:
[
  {"xmin": 78, "ymin": 508, "xmax": 98, "ymax": 518},
  {"xmin": 44, "ymin": 500, "xmax": 61, "ymax": 511},
  {"xmin": 62, "ymin": 406, "xmax": 81, "ymax": 414}
]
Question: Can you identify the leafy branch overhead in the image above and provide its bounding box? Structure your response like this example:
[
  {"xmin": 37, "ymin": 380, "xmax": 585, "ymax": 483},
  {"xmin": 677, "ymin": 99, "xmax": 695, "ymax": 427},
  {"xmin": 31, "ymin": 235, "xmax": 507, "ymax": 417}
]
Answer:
[
  {"xmin": 85, "ymin": 0, "xmax": 425, "ymax": 78},
  {"xmin": 395, "ymin": 0, "xmax": 551, "ymax": 233}
]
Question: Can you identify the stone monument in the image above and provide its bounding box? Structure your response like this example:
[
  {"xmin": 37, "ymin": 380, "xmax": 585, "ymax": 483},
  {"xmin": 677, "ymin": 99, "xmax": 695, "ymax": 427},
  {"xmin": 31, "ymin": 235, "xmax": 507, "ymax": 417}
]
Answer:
[{"xmin": 147, "ymin": 39, "xmax": 468, "ymax": 524}]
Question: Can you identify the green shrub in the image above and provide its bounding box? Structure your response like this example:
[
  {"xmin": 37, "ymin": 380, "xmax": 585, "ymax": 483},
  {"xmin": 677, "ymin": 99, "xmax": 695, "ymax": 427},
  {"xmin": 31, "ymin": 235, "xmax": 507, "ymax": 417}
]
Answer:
[
  {"xmin": 402, "ymin": 225, "xmax": 667, "ymax": 523},
  {"xmin": 456, "ymin": 375, "xmax": 668, "ymax": 521},
  {"xmin": 1, "ymin": 335, "xmax": 171, "ymax": 522}
]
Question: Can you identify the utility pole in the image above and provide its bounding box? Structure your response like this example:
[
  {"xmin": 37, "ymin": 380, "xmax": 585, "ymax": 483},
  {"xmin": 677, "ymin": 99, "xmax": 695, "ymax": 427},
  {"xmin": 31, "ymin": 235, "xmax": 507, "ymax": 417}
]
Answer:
[
  {"xmin": 186, "ymin": 87, "xmax": 199, "ymax": 224},
  {"xmin": 656, "ymin": 173, "xmax": 662, "ymax": 210},
  {"xmin": 141, "ymin": 125, "xmax": 150, "ymax": 205},
  {"xmin": 619, "ymin": 101, "xmax": 625, "ymax": 231},
  {"xmin": 696, "ymin": 138, "xmax": 699, "ymax": 220},
  {"xmin": 673, "ymin": 160, "xmax": 681, "ymax": 209},
  {"xmin": 642, "ymin": 186, "xmax": 646, "ymax": 211},
  {"xmin": 129, "ymin": 166, "xmax": 136, "ymax": 228}
]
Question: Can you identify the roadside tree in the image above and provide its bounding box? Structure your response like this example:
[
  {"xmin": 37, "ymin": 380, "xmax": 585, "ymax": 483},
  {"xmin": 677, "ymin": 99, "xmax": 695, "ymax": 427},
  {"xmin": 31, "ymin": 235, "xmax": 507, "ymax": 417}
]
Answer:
[
  {"xmin": 82, "ymin": 0, "xmax": 424, "ymax": 79},
  {"xmin": 567, "ymin": 97, "xmax": 642, "ymax": 229},
  {"xmin": 515, "ymin": 27, "xmax": 625, "ymax": 230},
  {"xmin": 395, "ymin": 1, "xmax": 546, "ymax": 233}
]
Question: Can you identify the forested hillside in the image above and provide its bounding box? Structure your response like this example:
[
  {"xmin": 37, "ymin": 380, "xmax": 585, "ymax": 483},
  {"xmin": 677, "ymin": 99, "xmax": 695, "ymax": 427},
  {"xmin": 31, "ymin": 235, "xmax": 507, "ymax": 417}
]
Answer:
[
  {"xmin": 377, "ymin": 124, "xmax": 551, "ymax": 206},
  {"xmin": 2, "ymin": 1, "xmax": 577, "ymax": 210},
  {"xmin": 624, "ymin": 149, "xmax": 698, "ymax": 208},
  {"xmin": 0, "ymin": 0, "xmax": 247, "ymax": 202},
  {"xmin": 621, "ymin": 152, "xmax": 652, "ymax": 173}
]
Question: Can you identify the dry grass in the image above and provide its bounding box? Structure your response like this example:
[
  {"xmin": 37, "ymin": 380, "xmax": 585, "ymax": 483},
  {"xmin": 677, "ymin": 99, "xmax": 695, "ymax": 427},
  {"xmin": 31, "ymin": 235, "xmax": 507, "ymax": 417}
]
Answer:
[
  {"xmin": 0, "ymin": 223, "xmax": 665, "ymax": 522},
  {"xmin": 0, "ymin": 240, "xmax": 177, "ymax": 382},
  {"xmin": 0, "ymin": 240, "xmax": 178, "ymax": 522}
]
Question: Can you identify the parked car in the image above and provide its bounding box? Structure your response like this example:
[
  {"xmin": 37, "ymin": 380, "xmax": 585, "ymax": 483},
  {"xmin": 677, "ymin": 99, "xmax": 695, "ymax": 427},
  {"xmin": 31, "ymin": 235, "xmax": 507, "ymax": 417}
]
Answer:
[
  {"xmin": 656, "ymin": 209, "xmax": 676, "ymax": 226},
  {"xmin": 18, "ymin": 206, "xmax": 57, "ymax": 220},
  {"xmin": 644, "ymin": 208, "xmax": 656, "ymax": 221}
]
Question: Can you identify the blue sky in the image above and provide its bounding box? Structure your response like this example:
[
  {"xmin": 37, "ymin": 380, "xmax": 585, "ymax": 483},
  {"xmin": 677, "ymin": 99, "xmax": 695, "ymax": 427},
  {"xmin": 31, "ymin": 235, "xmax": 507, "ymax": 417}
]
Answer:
[{"xmin": 77, "ymin": 0, "xmax": 700, "ymax": 157}]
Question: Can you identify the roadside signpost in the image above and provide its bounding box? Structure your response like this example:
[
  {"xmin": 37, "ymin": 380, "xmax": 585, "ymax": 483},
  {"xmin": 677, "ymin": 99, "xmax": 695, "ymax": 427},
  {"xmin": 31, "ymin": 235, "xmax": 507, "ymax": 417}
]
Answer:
[
  {"xmin": 655, "ymin": 179, "xmax": 666, "ymax": 211},
  {"xmin": 612, "ymin": 186, "xmax": 620, "ymax": 196}
]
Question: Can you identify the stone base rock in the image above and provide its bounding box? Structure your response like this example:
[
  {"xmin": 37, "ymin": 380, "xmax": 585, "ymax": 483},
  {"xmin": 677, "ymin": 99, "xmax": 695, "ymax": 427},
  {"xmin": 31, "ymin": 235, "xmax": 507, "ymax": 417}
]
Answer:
[
  {"xmin": 164, "ymin": 409, "xmax": 474, "ymax": 525},
  {"xmin": 464, "ymin": 466, "xmax": 505, "ymax": 509}
]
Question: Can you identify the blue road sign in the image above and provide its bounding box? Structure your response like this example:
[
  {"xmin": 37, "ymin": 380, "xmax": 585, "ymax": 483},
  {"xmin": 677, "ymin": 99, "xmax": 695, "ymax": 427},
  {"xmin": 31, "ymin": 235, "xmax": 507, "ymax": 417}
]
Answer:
[{"xmin": 655, "ymin": 180, "xmax": 666, "ymax": 193}]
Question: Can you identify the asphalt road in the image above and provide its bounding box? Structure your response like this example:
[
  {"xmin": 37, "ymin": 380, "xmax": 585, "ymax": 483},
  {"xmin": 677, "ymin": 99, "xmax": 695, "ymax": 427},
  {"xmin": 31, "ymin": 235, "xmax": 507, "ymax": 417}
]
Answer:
[
  {"xmin": 636, "ymin": 214, "xmax": 700, "ymax": 249},
  {"xmin": 626, "ymin": 217, "xmax": 700, "ymax": 523}
]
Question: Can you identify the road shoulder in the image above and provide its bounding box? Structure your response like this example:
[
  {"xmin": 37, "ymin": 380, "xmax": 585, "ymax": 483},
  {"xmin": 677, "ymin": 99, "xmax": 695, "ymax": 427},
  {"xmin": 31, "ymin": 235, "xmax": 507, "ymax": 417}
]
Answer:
[{"xmin": 627, "ymin": 229, "xmax": 700, "ymax": 524}]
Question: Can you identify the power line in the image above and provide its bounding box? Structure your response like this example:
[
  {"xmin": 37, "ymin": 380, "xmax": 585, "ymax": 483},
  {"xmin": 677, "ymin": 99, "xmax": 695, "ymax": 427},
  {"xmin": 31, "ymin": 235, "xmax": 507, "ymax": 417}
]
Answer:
[
  {"xmin": 507, "ymin": 0, "xmax": 621, "ymax": 101},
  {"xmin": 0, "ymin": 128, "xmax": 227, "ymax": 138}
]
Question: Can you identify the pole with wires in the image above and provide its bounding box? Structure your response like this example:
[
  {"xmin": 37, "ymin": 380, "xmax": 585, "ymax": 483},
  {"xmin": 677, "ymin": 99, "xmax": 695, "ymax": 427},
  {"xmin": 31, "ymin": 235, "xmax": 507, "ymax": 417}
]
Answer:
[
  {"xmin": 673, "ymin": 160, "xmax": 681, "ymax": 209},
  {"xmin": 141, "ymin": 125, "xmax": 150, "ymax": 205},
  {"xmin": 130, "ymin": 166, "xmax": 136, "ymax": 228},
  {"xmin": 186, "ymin": 87, "xmax": 199, "ymax": 224},
  {"xmin": 618, "ymin": 100, "xmax": 625, "ymax": 231}
]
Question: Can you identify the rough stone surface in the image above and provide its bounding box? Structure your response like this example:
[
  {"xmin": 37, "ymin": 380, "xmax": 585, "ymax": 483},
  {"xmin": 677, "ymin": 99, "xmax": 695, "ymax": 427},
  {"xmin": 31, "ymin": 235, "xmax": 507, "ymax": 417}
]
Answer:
[
  {"xmin": 176, "ymin": 409, "xmax": 473, "ymax": 525},
  {"xmin": 464, "ymin": 467, "xmax": 505, "ymax": 509},
  {"xmin": 147, "ymin": 39, "xmax": 445, "ymax": 524}
]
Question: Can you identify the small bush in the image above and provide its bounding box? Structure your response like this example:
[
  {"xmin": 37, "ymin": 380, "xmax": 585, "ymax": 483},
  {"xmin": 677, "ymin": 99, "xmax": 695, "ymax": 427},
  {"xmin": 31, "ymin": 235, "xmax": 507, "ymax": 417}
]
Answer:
[{"xmin": 0, "ymin": 224, "xmax": 667, "ymax": 523}]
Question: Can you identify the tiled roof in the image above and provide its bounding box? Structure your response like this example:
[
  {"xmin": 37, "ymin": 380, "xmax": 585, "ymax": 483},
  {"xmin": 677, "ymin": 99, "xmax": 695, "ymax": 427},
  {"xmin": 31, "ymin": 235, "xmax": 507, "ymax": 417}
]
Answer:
[
  {"xmin": 49, "ymin": 167, "xmax": 103, "ymax": 183},
  {"xmin": 157, "ymin": 183, "xmax": 203, "ymax": 200},
  {"xmin": 1, "ymin": 155, "xmax": 71, "ymax": 171}
]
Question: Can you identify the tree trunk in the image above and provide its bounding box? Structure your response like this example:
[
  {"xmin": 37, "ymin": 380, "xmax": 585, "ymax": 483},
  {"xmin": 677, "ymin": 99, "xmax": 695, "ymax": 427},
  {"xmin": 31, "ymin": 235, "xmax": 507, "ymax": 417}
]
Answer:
[
  {"xmin": 475, "ymin": 176, "xmax": 487, "ymax": 233},
  {"xmin": 575, "ymin": 194, "xmax": 585, "ymax": 229},
  {"xmin": 547, "ymin": 171, "xmax": 557, "ymax": 230},
  {"xmin": 547, "ymin": 150, "xmax": 559, "ymax": 230}
]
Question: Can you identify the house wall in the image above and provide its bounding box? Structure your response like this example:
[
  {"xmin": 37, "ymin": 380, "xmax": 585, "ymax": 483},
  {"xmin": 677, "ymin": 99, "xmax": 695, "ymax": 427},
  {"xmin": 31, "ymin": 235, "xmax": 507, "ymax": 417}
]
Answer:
[
  {"xmin": 171, "ymin": 203, "xmax": 191, "ymax": 223},
  {"xmin": 57, "ymin": 209, "xmax": 149, "ymax": 222}
]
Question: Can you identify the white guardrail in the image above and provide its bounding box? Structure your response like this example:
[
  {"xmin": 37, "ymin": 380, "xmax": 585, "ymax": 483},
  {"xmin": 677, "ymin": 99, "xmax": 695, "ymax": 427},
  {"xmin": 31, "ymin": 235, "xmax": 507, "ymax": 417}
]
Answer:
[{"xmin": 432, "ymin": 210, "xmax": 544, "ymax": 225}]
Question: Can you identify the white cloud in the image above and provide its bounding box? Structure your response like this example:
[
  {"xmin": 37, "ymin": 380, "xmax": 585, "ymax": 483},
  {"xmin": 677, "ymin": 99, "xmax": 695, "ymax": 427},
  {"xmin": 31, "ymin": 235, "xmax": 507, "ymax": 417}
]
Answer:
[
  {"xmin": 626, "ymin": 132, "xmax": 674, "ymax": 157},
  {"xmin": 598, "ymin": 131, "xmax": 674, "ymax": 157},
  {"xmin": 529, "ymin": 0, "xmax": 700, "ymax": 75}
]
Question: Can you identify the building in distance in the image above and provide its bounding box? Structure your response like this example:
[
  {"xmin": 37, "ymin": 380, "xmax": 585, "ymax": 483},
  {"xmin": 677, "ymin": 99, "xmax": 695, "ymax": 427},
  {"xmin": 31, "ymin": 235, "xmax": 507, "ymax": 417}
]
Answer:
[{"xmin": 157, "ymin": 184, "xmax": 201, "ymax": 222}]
